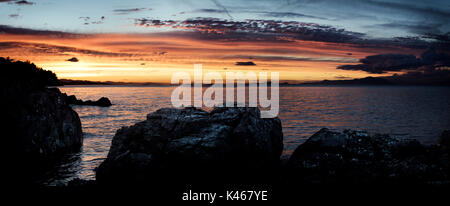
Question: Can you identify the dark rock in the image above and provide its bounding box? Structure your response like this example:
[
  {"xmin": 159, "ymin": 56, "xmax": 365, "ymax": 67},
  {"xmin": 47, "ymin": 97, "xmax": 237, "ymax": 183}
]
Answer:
[
  {"xmin": 3, "ymin": 88, "xmax": 83, "ymax": 158},
  {"xmin": 287, "ymin": 128, "xmax": 450, "ymax": 184},
  {"xmin": 20, "ymin": 88, "xmax": 83, "ymax": 156},
  {"xmin": 67, "ymin": 178, "xmax": 97, "ymax": 187},
  {"xmin": 93, "ymin": 97, "xmax": 112, "ymax": 107},
  {"xmin": 0, "ymin": 58, "xmax": 83, "ymax": 157},
  {"xmin": 96, "ymin": 107, "xmax": 283, "ymax": 184},
  {"xmin": 65, "ymin": 94, "xmax": 112, "ymax": 107},
  {"xmin": 0, "ymin": 57, "xmax": 83, "ymax": 185}
]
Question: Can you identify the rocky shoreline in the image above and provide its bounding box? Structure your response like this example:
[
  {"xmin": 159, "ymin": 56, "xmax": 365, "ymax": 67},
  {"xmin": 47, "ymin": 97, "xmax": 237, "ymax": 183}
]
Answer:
[
  {"xmin": 1, "ymin": 58, "xmax": 83, "ymax": 158},
  {"xmin": 88, "ymin": 107, "xmax": 448, "ymax": 187},
  {"xmin": 2, "ymin": 57, "xmax": 448, "ymax": 189},
  {"xmin": 64, "ymin": 94, "xmax": 112, "ymax": 107},
  {"xmin": 1, "ymin": 57, "xmax": 84, "ymax": 185}
]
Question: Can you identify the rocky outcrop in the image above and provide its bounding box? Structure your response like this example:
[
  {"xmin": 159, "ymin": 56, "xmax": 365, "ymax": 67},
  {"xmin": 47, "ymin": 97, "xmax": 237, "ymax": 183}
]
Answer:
[
  {"xmin": 1, "ymin": 57, "xmax": 83, "ymax": 158},
  {"xmin": 20, "ymin": 88, "xmax": 83, "ymax": 156},
  {"xmin": 96, "ymin": 107, "xmax": 283, "ymax": 183},
  {"xmin": 287, "ymin": 128, "xmax": 450, "ymax": 184},
  {"xmin": 65, "ymin": 94, "xmax": 112, "ymax": 107}
]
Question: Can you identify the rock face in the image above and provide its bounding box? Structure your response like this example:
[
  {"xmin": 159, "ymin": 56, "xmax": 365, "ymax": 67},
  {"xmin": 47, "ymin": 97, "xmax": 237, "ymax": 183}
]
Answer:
[
  {"xmin": 1, "ymin": 57, "xmax": 83, "ymax": 158},
  {"xmin": 96, "ymin": 107, "xmax": 283, "ymax": 183},
  {"xmin": 65, "ymin": 94, "xmax": 112, "ymax": 107},
  {"xmin": 20, "ymin": 88, "xmax": 83, "ymax": 156},
  {"xmin": 4, "ymin": 88, "xmax": 83, "ymax": 158},
  {"xmin": 287, "ymin": 128, "xmax": 450, "ymax": 184}
]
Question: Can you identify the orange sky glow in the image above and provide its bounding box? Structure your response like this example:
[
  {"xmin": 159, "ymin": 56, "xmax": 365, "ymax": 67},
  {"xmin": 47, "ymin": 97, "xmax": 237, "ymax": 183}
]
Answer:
[{"xmin": 0, "ymin": 32, "xmax": 423, "ymax": 83}]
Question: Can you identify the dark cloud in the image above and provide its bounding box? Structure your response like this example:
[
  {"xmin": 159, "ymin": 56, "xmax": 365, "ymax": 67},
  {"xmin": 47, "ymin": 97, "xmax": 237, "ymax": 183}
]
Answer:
[
  {"xmin": 420, "ymin": 47, "xmax": 450, "ymax": 67},
  {"xmin": 423, "ymin": 32, "xmax": 450, "ymax": 42},
  {"xmin": 337, "ymin": 48, "xmax": 450, "ymax": 74},
  {"xmin": 195, "ymin": 9, "xmax": 228, "ymax": 13},
  {"xmin": 226, "ymin": 55, "xmax": 357, "ymax": 63},
  {"xmin": 337, "ymin": 54, "xmax": 420, "ymax": 74},
  {"xmin": 79, "ymin": 17, "xmax": 90, "ymax": 21},
  {"xmin": 66, "ymin": 57, "xmax": 79, "ymax": 62},
  {"xmin": 134, "ymin": 17, "xmax": 450, "ymax": 50},
  {"xmin": 113, "ymin": 8, "xmax": 151, "ymax": 15},
  {"xmin": 79, "ymin": 16, "xmax": 105, "ymax": 25},
  {"xmin": 0, "ymin": 42, "xmax": 139, "ymax": 58},
  {"xmin": 9, "ymin": 14, "xmax": 19, "ymax": 19},
  {"xmin": 135, "ymin": 17, "xmax": 365, "ymax": 44},
  {"xmin": 422, "ymin": 32, "xmax": 450, "ymax": 48},
  {"xmin": 15, "ymin": 0, "xmax": 34, "ymax": 5},
  {"xmin": 0, "ymin": 0, "xmax": 34, "ymax": 5},
  {"xmin": 334, "ymin": 75, "xmax": 352, "ymax": 79},
  {"xmin": 235, "ymin": 61, "xmax": 256, "ymax": 66},
  {"xmin": 0, "ymin": 25, "xmax": 83, "ymax": 38}
]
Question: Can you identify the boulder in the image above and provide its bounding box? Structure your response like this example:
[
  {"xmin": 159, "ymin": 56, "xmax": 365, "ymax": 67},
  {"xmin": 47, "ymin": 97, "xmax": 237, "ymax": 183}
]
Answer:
[
  {"xmin": 1, "ymin": 57, "xmax": 83, "ymax": 184},
  {"xmin": 96, "ymin": 107, "xmax": 283, "ymax": 183},
  {"xmin": 287, "ymin": 128, "xmax": 449, "ymax": 184},
  {"xmin": 65, "ymin": 95, "xmax": 112, "ymax": 107},
  {"xmin": 19, "ymin": 88, "xmax": 83, "ymax": 156},
  {"xmin": 0, "ymin": 57, "xmax": 83, "ymax": 157},
  {"xmin": 2, "ymin": 87, "xmax": 83, "ymax": 159}
]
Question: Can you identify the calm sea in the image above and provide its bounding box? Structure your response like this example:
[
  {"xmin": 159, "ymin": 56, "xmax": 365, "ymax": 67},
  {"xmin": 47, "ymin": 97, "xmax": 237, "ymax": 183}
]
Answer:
[{"xmin": 43, "ymin": 86, "xmax": 450, "ymax": 185}]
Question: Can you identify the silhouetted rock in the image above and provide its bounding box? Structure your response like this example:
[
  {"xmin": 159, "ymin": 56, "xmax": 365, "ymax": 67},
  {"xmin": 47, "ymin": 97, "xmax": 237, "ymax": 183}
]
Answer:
[
  {"xmin": 287, "ymin": 128, "xmax": 450, "ymax": 184},
  {"xmin": 64, "ymin": 94, "xmax": 112, "ymax": 107},
  {"xmin": 96, "ymin": 107, "xmax": 283, "ymax": 184},
  {"xmin": 0, "ymin": 57, "xmax": 82, "ymax": 184},
  {"xmin": 17, "ymin": 88, "xmax": 83, "ymax": 156},
  {"xmin": 67, "ymin": 178, "xmax": 96, "ymax": 187}
]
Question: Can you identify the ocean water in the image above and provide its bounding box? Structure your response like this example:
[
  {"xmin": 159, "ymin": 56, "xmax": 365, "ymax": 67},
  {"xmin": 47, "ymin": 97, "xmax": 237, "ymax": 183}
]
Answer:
[{"xmin": 47, "ymin": 86, "xmax": 450, "ymax": 185}]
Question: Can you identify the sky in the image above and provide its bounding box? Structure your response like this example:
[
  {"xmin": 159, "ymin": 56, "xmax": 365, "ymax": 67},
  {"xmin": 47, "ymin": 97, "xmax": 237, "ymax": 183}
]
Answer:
[{"xmin": 0, "ymin": 0, "xmax": 449, "ymax": 82}]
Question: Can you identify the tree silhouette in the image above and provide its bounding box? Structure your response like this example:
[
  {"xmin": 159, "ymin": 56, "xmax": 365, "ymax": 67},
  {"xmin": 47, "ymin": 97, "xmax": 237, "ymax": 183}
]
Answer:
[{"xmin": 0, "ymin": 57, "xmax": 60, "ymax": 91}]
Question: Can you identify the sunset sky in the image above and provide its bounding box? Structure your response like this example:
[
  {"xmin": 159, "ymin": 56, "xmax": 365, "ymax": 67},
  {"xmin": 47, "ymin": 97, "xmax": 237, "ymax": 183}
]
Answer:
[{"xmin": 1, "ymin": 0, "xmax": 449, "ymax": 82}]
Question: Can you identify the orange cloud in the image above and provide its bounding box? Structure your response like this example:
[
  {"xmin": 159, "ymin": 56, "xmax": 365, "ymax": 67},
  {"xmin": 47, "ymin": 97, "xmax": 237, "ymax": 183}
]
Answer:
[{"xmin": 0, "ymin": 29, "xmax": 424, "ymax": 82}]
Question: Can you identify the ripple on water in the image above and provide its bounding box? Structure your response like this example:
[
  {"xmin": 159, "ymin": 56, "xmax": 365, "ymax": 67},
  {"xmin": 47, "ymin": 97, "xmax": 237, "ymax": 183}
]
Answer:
[{"xmin": 45, "ymin": 86, "xmax": 450, "ymax": 185}]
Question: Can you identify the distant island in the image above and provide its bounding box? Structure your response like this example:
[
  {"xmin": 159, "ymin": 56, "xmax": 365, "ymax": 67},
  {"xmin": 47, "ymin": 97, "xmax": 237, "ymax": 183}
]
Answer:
[
  {"xmin": 61, "ymin": 73, "xmax": 450, "ymax": 87},
  {"xmin": 60, "ymin": 79, "xmax": 171, "ymax": 86},
  {"xmin": 300, "ymin": 72, "xmax": 450, "ymax": 86}
]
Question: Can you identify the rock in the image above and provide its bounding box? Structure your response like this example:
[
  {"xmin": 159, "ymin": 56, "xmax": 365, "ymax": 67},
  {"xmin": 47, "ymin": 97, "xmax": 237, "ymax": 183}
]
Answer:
[
  {"xmin": 286, "ymin": 128, "xmax": 449, "ymax": 184},
  {"xmin": 67, "ymin": 178, "xmax": 97, "ymax": 187},
  {"xmin": 65, "ymin": 94, "xmax": 112, "ymax": 107},
  {"xmin": 19, "ymin": 88, "xmax": 83, "ymax": 156},
  {"xmin": 0, "ymin": 58, "xmax": 83, "ymax": 157},
  {"xmin": 92, "ymin": 97, "xmax": 112, "ymax": 107},
  {"xmin": 96, "ymin": 107, "xmax": 283, "ymax": 184},
  {"xmin": 1, "ymin": 57, "xmax": 83, "ymax": 184},
  {"xmin": 2, "ymin": 87, "xmax": 83, "ymax": 159}
]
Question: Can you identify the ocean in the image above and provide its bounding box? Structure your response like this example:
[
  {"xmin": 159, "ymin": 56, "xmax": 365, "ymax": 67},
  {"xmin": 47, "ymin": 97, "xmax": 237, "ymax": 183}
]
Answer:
[{"xmin": 43, "ymin": 85, "xmax": 450, "ymax": 185}]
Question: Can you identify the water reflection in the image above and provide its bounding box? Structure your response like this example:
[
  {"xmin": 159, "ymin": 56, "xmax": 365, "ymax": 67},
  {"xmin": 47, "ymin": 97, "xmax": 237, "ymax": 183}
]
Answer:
[{"xmin": 51, "ymin": 85, "xmax": 450, "ymax": 185}]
